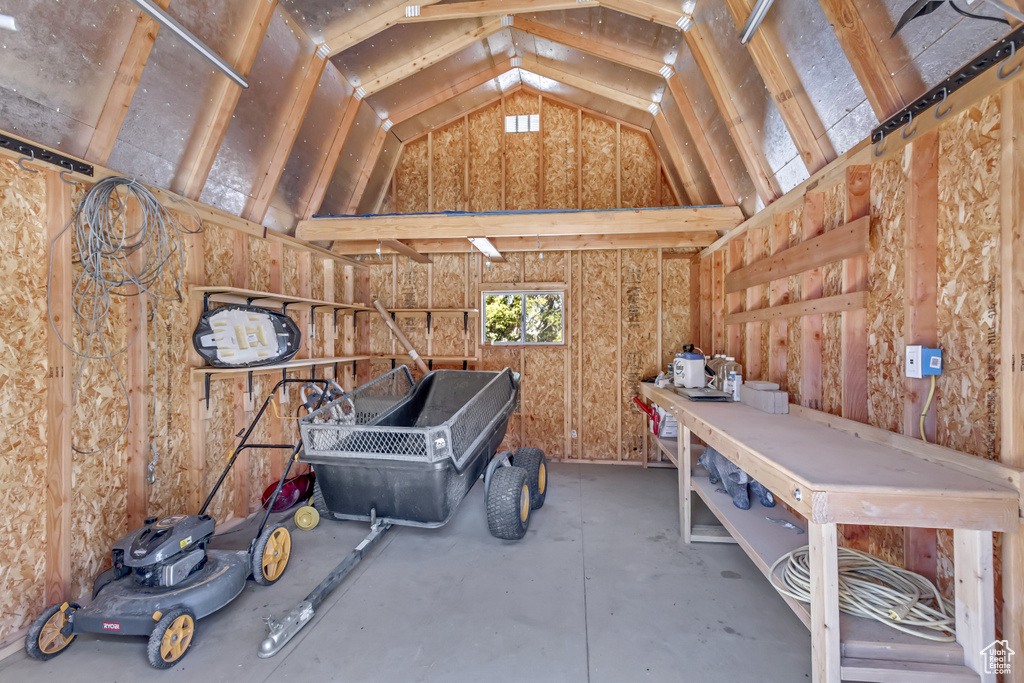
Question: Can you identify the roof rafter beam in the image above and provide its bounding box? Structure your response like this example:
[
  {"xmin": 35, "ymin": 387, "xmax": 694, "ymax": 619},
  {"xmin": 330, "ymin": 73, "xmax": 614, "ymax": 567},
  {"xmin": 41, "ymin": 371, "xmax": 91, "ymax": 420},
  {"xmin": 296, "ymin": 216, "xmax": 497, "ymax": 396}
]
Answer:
[
  {"xmin": 391, "ymin": 57, "xmax": 513, "ymax": 124},
  {"xmin": 817, "ymin": 0, "xmax": 905, "ymax": 121},
  {"xmin": 297, "ymin": 206, "xmax": 744, "ymax": 242},
  {"xmin": 682, "ymin": 25, "xmax": 780, "ymax": 205},
  {"xmin": 299, "ymin": 93, "xmax": 362, "ymax": 219},
  {"xmin": 346, "ymin": 124, "xmax": 390, "ymax": 215},
  {"xmin": 172, "ymin": 0, "xmax": 279, "ymax": 199},
  {"xmin": 653, "ymin": 113, "xmax": 704, "ymax": 205},
  {"xmin": 85, "ymin": 0, "xmax": 170, "ymax": 165},
  {"xmin": 721, "ymin": 0, "xmax": 835, "ymax": 174},
  {"xmin": 323, "ymin": 0, "xmax": 444, "ymax": 57},
  {"xmin": 403, "ymin": 0, "xmax": 593, "ymax": 23},
  {"xmin": 512, "ymin": 18, "xmax": 665, "ymax": 76},
  {"xmin": 358, "ymin": 17, "xmax": 506, "ymax": 97},
  {"xmin": 663, "ymin": 75, "xmax": 736, "ymax": 206},
  {"xmin": 244, "ymin": 49, "xmax": 329, "ymax": 223},
  {"xmin": 519, "ymin": 57, "xmax": 655, "ymax": 113}
]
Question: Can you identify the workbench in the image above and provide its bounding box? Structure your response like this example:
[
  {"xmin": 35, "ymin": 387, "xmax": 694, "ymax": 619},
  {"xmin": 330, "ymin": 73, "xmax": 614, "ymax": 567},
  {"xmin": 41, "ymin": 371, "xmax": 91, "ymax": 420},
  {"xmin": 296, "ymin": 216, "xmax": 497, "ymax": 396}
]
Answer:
[{"xmin": 639, "ymin": 383, "xmax": 1023, "ymax": 683}]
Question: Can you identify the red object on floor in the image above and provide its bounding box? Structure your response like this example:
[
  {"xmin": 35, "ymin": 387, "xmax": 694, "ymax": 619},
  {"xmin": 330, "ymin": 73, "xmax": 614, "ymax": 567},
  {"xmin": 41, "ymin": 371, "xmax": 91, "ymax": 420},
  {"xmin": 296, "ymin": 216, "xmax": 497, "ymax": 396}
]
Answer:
[{"xmin": 262, "ymin": 471, "xmax": 316, "ymax": 512}]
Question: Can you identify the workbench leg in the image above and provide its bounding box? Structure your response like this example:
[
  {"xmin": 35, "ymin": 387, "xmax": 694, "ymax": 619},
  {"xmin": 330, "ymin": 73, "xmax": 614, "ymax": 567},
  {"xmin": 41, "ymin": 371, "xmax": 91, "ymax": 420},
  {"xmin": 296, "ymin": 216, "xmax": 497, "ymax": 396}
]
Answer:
[
  {"xmin": 808, "ymin": 522, "xmax": 841, "ymax": 683},
  {"xmin": 679, "ymin": 426, "xmax": 691, "ymax": 544},
  {"xmin": 954, "ymin": 529, "xmax": 996, "ymax": 681}
]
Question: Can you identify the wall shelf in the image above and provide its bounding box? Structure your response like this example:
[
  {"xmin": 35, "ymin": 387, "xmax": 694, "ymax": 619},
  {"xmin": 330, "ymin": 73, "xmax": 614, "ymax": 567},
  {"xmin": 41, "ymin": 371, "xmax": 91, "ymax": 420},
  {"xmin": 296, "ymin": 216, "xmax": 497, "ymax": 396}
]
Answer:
[
  {"xmin": 189, "ymin": 285, "xmax": 371, "ymax": 312},
  {"xmin": 192, "ymin": 356, "xmax": 371, "ymax": 408}
]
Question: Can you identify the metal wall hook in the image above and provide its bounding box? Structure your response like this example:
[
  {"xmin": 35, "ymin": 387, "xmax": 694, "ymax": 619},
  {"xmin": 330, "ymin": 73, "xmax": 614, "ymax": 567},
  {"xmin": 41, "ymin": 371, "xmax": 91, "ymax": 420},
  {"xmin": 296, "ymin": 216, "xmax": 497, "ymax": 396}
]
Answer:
[
  {"xmin": 900, "ymin": 111, "xmax": 917, "ymax": 140},
  {"xmin": 873, "ymin": 137, "xmax": 888, "ymax": 158},
  {"xmin": 999, "ymin": 41, "xmax": 1021, "ymax": 80},
  {"xmin": 934, "ymin": 88, "xmax": 952, "ymax": 120},
  {"xmin": 58, "ymin": 160, "xmax": 76, "ymax": 185},
  {"xmin": 17, "ymin": 147, "xmax": 38, "ymax": 174}
]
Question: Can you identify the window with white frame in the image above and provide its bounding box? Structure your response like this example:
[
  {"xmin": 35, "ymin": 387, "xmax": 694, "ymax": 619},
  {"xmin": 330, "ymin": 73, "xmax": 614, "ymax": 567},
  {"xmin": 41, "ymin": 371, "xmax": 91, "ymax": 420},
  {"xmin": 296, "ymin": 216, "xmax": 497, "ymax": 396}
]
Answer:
[
  {"xmin": 504, "ymin": 114, "xmax": 540, "ymax": 133},
  {"xmin": 482, "ymin": 291, "xmax": 564, "ymax": 344}
]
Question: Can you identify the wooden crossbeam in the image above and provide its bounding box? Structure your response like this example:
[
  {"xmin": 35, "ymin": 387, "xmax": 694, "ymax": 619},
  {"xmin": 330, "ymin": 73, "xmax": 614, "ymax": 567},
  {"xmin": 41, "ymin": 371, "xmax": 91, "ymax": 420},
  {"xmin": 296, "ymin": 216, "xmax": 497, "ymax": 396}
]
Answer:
[
  {"xmin": 172, "ymin": 0, "xmax": 278, "ymax": 199},
  {"xmin": 817, "ymin": 0, "xmax": 905, "ymax": 121},
  {"xmin": 359, "ymin": 18, "xmax": 506, "ymax": 96},
  {"xmin": 323, "ymin": 0, "xmax": 444, "ymax": 57},
  {"xmin": 333, "ymin": 232, "xmax": 717, "ymax": 254},
  {"xmin": 725, "ymin": 289, "xmax": 867, "ymax": 326},
  {"xmin": 85, "ymin": 0, "xmax": 170, "ymax": 164},
  {"xmin": 683, "ymin": 26, "xmax": 781, "ymax": 205},
  {"xmin": 724, "ymin": 215, "xmax": 869, "ymax": 294},
  {"xmin": 382, "ymin": 240, "xmax": 432, "ymax": 263},
  {"xmin": 244, "ymin": 50, "xmax": 328, "ymax": 223},
  {"xmin": 298, "ymin": 206, "xmax": 743, "ymax": 241},
  {"xmin": 721, "ymin": 0, "xmax": 834, "ymax": 174},
  {"xmin": 299, "ymin": 94, "xmax": 361, "ymax": 220},
  {"xmin": 345, "ymin": 124, "xmax": 390, "ymax": 214}
]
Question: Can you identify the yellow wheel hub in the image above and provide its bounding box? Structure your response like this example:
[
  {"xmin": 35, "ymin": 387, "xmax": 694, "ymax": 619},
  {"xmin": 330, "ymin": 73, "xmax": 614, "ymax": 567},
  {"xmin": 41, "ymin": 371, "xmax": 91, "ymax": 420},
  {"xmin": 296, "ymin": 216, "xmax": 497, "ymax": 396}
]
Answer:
[
  {"xmin": 39, "ymin": 608, "xmax": 73, "ymax": 655},
  {"xmin": 262, "ymin": 527, "xmax": 291, "ymax": 581},
  {"xmin": 294, "ymin": 505, "xmax": 319, "ymax": 531},
  {"xmin": 538, "ymin": 462, "xmax": 546, "ymax": 495},
  {"xmin": 519, "ymin": 484, "xmax": 530, "ymax": 523},
  {"xmin": 160, "ymin": 614, "xmax": 194, "ymax": 663}
]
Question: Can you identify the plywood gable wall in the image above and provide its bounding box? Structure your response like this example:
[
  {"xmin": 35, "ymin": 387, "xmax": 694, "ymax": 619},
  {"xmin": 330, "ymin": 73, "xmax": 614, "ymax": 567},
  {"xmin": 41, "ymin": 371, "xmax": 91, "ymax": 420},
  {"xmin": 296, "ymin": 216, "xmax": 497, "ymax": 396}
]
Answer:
[{"xmin": 391, "ymin": 91, "xmax": 681, "ymax": 214}]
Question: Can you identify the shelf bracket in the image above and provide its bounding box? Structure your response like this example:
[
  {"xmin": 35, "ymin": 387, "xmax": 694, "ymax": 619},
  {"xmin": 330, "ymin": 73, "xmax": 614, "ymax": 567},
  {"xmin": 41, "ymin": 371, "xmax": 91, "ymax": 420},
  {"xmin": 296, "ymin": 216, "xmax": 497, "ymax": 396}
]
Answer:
[
  {"xmin": 203, "ymin": 292, "xmax": 213, "ymax": 313},
  {"xmin": 463, "ymin": 361, "xmax": 468, "ymax": 370},
  {"xmin": 245, "ymin": 371, "xmax": 255, "ymax": 412},
  {"xmin": 309, "ymin": 305, "xmax": 320, "ymax": 341},
  {"xmin": 426, "ymin": 311, "xmax": 432, "ymax": 334},
  {"xmin": 463, "ymin": 311, "xmax": 469, "ymax": 333},
  {"xmin": 428, "ymin": 359, "xmax": 433, "ymax": 371},
  {"xmin": 204, "ymin": 373, "xmax": 212, "ymax": 410},
  {"xmin": 333, "ymin": 308, "xmax": 339, "ymax": 332},
  {"xmin": 391, "ymin": 359, "xmax": 396, "ymax": 370}
]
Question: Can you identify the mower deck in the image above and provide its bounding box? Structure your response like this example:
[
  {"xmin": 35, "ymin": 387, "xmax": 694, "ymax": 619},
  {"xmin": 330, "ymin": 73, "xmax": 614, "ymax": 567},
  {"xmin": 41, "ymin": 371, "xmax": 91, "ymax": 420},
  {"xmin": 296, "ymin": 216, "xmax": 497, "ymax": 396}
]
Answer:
[{"xmin": 73, "ymin": 550, "xmax": 249, "ymax": 637}]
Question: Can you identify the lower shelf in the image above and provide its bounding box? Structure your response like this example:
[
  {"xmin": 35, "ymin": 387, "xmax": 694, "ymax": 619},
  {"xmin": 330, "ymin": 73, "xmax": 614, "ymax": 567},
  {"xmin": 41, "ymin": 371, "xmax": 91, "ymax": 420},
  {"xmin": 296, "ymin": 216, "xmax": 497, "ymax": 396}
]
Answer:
[{"xmin": 690, "ymin": 473, "xmax": 966, "ymax": 667}]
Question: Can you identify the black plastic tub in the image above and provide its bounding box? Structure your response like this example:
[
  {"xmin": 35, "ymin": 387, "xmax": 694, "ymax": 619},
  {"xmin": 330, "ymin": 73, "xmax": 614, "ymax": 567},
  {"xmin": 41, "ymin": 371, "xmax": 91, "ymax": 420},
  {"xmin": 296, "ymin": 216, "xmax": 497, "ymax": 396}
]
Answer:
[{"xmin": 299, "ymin": 367, "xmax": 519, "ymax": 528}]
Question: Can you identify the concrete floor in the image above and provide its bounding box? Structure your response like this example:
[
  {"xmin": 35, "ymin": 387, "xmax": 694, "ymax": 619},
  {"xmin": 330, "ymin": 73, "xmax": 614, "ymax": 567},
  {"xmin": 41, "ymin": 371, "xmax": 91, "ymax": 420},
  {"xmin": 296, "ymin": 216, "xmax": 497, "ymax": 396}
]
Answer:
[{"xmin": 0, "ymin": 463, "xmax": 810, "ymax": 682}]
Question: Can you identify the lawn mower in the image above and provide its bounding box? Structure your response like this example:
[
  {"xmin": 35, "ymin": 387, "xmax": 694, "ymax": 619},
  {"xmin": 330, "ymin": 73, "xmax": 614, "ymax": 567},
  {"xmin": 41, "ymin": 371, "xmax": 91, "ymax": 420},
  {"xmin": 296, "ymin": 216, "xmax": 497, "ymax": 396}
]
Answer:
[{"xmin": 24, "ymin": 378, "xmax": 334, "ymax": 669}]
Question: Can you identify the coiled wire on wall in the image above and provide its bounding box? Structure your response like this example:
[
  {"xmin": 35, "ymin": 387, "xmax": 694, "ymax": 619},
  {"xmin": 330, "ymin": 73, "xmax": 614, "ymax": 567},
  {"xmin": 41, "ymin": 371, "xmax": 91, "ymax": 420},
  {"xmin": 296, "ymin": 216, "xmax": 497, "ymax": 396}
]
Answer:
[
  {"xmin": 47, "ymin": 176, "xmax": 202, "ymax": 458},
  {"xmin": 769, "ymin": 545, "xmax": 955, "ymax": 642}
]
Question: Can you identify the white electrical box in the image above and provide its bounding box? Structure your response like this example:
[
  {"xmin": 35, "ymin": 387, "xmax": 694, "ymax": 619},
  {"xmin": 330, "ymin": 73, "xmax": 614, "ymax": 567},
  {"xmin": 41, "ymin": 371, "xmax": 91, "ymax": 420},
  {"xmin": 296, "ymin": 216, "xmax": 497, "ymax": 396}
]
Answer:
[{"xmin": 906, "ymin": 345, "xmax": 942, "ymax": 379}]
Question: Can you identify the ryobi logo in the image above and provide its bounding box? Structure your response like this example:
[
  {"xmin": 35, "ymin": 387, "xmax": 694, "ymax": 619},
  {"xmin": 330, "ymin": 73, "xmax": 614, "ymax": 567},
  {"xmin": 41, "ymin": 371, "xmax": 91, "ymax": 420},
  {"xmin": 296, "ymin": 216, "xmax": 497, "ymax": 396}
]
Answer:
[{"xmin": 102, "ymin": 622, "xmax": 120, "ymax": 631}]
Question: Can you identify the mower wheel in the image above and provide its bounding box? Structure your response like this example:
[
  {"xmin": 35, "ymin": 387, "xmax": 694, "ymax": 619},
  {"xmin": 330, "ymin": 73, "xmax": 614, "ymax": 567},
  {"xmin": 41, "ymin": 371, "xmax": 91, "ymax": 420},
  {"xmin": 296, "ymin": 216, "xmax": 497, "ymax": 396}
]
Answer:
[
  {"xmin": 486, "ymin": 466, "xmax": 531, "ymax": 540},
  {"xmin": 25, "ymin": 602, "xmax": 80, "ymax": 660},
  {"xmin": 513, "ymin": 447, "xmax": 547, "ymax": 510},
  {"xmin": 252, "ymin": 523, "xmax": 291, "ymax": 585},
  {"xmin": 147, "ymin": 607, "xmax": 195, "ymax": 669},
  {"xmin": 294, "ymin": 505, "xmax": 320, "ymax": 531}
]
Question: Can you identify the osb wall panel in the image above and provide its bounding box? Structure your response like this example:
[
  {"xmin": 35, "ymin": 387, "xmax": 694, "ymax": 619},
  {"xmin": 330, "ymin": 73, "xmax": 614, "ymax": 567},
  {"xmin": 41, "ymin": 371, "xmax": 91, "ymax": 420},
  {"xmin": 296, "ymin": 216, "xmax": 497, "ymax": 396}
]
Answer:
[
  {"xmin": 621, "ymin": 250, "xmax": 659, "ymax": 461},
  {"xmin": 786, "ymin": 207, "xmax": 803, "ymax": 406},
  {"xmin": 542, "ymin": 100, "xmax": 578, "ymax": 210},
  {"xmin": 432, "ymin": 253, "xmax": 468, "ymax": 307},
  {"xmin": 432, "ymin": 121, "xmax": 466, "ymax": 212},
  {"xmin": 524, "ymin": 250, "xmax": 566, "ymax": 283},
  {"xmin": 468, "ymin": 105, "xmax": 503, "ymax": 212},
  {"xmin": 431, "ymin": 316, "xmax": 467, "ymax": 357},
  {"xmin": 523, "ymin": 347, "xmax": 565, "ymax": 459},
  {"xmin": 0, "ymin": 161, "xmax": 49, "ymax": 635},
  {"xmin": 936, "ymin": 95, "xmax": 1001, "ymax": 461},
  {"xmin": 581, "ymin": 115, "xmax": 617, "ymax": 210},
  {"xmin": 581, "ymin": 250, "xmax": 619, "ymax": 459},
  {"xmin": 395, "ymin": 255, "xmax": 429, "ymax": 309},
  {"xmin": 867, "ymin": 152, "xmax": 907, "ymax": 433},
  {"xmin": 310, "ymin": 256, "xmax": 326, "ymax": 357},
  {"xmin": 620, "ymin": 130, "xmax": 658, "ymax": 209},
  {"xmin": 662, "ymin": 255, "xmax": 693, "ymax": 370},
  {"xmin": 822, "ymin": 184, "xmax": 846, "ymax": 416},
  {"xmin": 504, "ymin": 91, "xmax": 541, "ymax": 211},
  {"xmin": 661, "ymin": 173, "xmax": 678, "ymax": 207},
  {"xmin": 481, "ymin": 251, "xmax": 522, "ymax": 283},
  {"xmin": 366, "ymin": 256, "xmax": 394, "ymax": 355},
  {"xmin": 396, "ymin": 137, "xmax": 429, "ymax": 214},
  {"xmin": 479, "ymin": 345, "xmax": 522, "ymax": 453},
  {"xmin": 282, "ymin": 247, "xmax": 299, "ymax": 297}
]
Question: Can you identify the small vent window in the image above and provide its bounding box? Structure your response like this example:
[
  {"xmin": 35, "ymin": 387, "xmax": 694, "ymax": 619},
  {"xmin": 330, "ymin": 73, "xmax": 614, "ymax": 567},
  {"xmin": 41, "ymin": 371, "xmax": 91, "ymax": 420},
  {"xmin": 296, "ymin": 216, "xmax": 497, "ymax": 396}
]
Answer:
[{"xmin": 504, "ymin": 114, "xmax": 540, "ymax": 133}]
